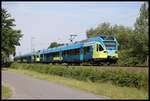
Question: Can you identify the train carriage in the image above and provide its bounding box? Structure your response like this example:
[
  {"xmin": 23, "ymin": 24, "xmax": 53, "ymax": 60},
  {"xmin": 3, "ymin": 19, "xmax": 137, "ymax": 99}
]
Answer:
[{"xmin": 14, "ymin": 35, "xmax": 118, "ymax": 65}]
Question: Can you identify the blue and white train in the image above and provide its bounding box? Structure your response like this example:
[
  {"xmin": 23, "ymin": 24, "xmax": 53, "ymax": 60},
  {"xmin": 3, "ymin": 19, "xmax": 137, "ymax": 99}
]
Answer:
[{"xmin": 14, "ymin": 35, "xmax": 118, "ymax": 65}]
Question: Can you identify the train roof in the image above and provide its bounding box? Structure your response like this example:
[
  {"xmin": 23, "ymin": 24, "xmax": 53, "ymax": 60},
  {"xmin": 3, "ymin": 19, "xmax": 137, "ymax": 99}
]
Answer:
[
  {"xmin": 43, "ymin": 36, "xmax": 102, "ymax": 54},
  {"xmin": 14, "ymin": 53, "xmax": 33, "ymax": 58},
  {"xmin": 14, "ymin": 35, "xmax": 116, "ymax": 58},
  {"xmin": 43, "ymin": 35, "xmax": 116, "ymax": 54}
]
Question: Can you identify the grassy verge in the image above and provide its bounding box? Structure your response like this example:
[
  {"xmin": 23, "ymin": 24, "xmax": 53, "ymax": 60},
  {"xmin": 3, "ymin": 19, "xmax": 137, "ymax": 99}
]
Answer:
[
  {"xmin": 2, "ymin": 85, "xmax": 12, "ymax": 99},
  {"xmin": 6, "ymin": 68, "xmax": 148, "ymax": 99}
]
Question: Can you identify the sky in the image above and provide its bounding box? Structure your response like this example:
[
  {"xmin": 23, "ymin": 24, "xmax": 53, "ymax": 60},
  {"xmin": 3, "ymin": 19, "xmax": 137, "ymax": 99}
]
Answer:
[{"xmin": 2, "ymin": 1, "xmax": 144, "ymax": 56}]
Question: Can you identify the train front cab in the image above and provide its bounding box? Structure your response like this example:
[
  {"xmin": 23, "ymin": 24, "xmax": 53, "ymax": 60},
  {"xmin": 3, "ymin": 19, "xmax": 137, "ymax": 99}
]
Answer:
[{"xmin": 92, "ymin": 41, "xmax": 118, "ymax": 64}]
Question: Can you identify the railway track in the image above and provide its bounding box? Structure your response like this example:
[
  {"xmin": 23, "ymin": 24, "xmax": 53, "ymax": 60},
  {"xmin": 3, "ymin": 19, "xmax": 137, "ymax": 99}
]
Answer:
[
  {"xmin": 26, "ymin": 62, "xmax": 149, "ymax": 70},
  {"xmin": 13, "ymin": 62, "xmax": 148, "ymax": 72},
  {"xmin": 68, "ymin": 65, "xmax": 148, "ymax": 68},
  {"xmin": 67, "ymin": 65, "xmax": 148, "ymax": 72}
]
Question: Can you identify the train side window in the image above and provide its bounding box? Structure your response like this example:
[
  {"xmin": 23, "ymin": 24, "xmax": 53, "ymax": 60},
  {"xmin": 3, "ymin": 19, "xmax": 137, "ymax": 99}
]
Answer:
[
  {"xmin": 84, "ymin": 46, "xmax": 90, "ymax": 55},
  {"xmin": 56, "ymin": 52, "xmax": 59, "ymax": 57},
  {"xmin": 74, "ymin": 49, "xmax": 77, "ymax": 55},
  {"xmin": 62, "ymin": 51, "xmax": 64, "ymax": 56},
  {"xmin": 67, "ymin": 50, "xmax": 69, "ymax": 55},
  {"xmin": 65, "ymin": 51, "xmax": 67, "ymax": 55},
  {"xmin": 76, "ymin": 49, "xmax": 79, "ymax": 55},
  {"xmin": 87, "ymin": 46, "xmax": 90, "ymax": 52},
  {"xmin": 69, "ymin": 50, "xmax": 71, "ymax": 56},
  {"xmin": 73, "ymin": 49, "xmax": 76, "ymax": 55},
  {"xmin": 96, "ymin": 44, "xmax": 104, "ymax": 51},
  {"xmin": 70, "ymin": 50, "xmax": 72, "ymax": 55},
  {"xmin": 74, "ymin": 48, "xmax": 78, "ymax": 55},
  {"xmin": 75, "ymin": 49, "xmax": 77, "ymax": 55},
  {"xmin": 99, "ymin": 45, "xmax": 104, "ymax": 51},
  {"xmin": 77, "ymin": 48, "xmax": 80, "ymax": 55},
  {"xmin": 68, "ymin": 50, "xmax": 69, "ymax": 55},
  {"xmin": 71, "ymin": 49, "xmax": 74, "ymax": 55},
  {"xmin": 70, "ymin": 50, "xmax": 73, "ymax": 55},
  {"xmin": 40, "ymin": 54, "xmax": 43, "ymax": 58}
]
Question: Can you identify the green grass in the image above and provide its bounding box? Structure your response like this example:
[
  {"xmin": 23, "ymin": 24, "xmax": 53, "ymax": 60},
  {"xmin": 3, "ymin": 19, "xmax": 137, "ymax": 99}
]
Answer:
[
  {"xmin": 2, "ymin": 85, "xmax": 12, "ymax": 99},
  {"xmin": 6, "ymin": 68, "xmax": 148, "ymax": 99}
]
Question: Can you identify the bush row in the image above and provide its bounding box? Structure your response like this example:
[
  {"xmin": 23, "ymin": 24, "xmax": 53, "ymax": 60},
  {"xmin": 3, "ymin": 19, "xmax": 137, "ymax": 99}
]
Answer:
[
  {"xmin": 10, "ymin": 62, "xmax": 148, "ymax": 89},
  {"xmin": 115, "ymin": 50, "xmax": 148, "ymax": 67}
]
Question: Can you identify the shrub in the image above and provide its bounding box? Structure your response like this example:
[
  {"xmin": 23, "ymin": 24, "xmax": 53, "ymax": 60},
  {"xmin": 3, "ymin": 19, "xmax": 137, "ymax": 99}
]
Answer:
[{"xmin": 10, "ymin": 63, "xmax": 148, "ymax": 89}]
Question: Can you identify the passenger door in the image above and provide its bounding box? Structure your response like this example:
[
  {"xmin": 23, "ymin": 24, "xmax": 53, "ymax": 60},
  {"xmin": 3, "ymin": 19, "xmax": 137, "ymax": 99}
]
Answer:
[{"xmin": 93, "ymin": 42, "xmax": 107, "ymax": 59}]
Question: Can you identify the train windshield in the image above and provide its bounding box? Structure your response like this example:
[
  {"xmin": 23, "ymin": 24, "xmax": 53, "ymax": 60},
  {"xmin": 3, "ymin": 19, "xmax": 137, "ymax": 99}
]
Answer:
[
  {"xmin": 100, "ymin": 35, "xmax": 114, "ymax": 40},
  {"xmin": 103, "ymin": 41, "xmax": 116, "ymax": 50}
]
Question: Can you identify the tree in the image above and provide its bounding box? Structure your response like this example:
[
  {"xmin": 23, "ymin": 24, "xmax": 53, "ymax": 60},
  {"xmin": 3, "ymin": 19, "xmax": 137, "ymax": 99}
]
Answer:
[
  {"xmin": 115, "ymin": 2, "xmax": 149, "ymax": 66},
  {"xmin": 86, "ymin": 22, "xmax": 134, "ymax": 50},
  {"xmin": 1, "ymin": 8, "xmax": 23, "ymax": 64},
  {"xmin": 114, "ymin": 25, "xmax": 134, "ymax": 50},
  {"xmin": 134, "ymin": 2, "xmax": 148, "ymax": 35},
  {"xmin": 132, "ymin": 2, "xmax": 149, "ymax": 64},
  {"xmin": 48, "ymin": 42, "xmax": 64, "ymax": 49},
  {"xmin": 86, "ymin": 22, "xmax": 113, "ymax": 38}
]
